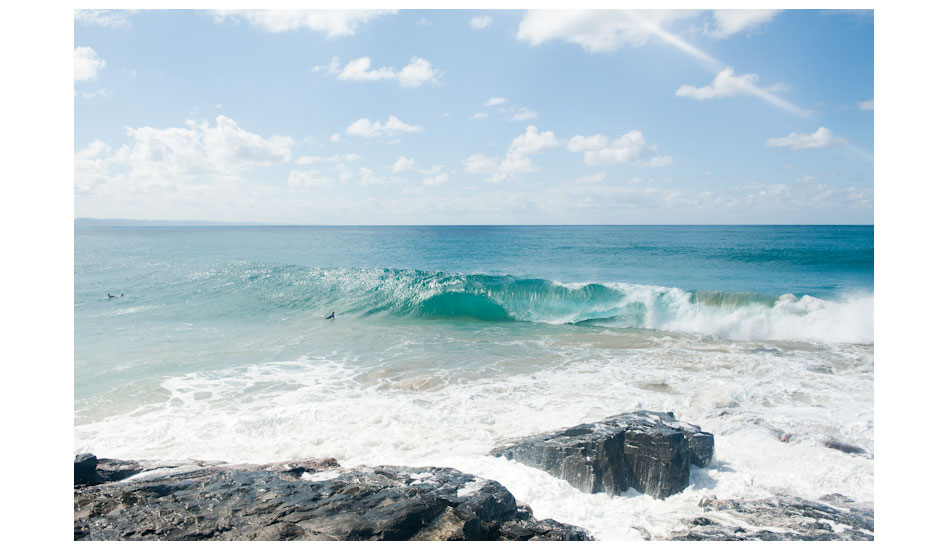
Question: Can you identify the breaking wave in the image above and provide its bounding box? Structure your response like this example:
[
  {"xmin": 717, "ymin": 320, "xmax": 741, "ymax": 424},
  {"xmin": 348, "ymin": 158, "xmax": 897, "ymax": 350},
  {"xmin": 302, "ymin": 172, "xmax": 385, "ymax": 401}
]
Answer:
[{"xmin": 170, "ymin": 265, "xmax": 873, "ymax": 344}]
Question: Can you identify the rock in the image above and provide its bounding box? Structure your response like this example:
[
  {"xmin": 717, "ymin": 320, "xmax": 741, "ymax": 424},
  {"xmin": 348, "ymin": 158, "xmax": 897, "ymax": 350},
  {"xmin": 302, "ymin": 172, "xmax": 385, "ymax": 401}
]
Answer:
[
  {"xmin": 73, "ymin": 456, "xmax": 591, "ymax": 541},
  {"xmin": 74, "ymin": 453, "xmax": 99, "ymax": 486},
  {"xmin": 823, "ymin": 439, "xmax": 867, "ymax": 455},
  {"xmin": 491, "ymin": 410, "xmax": 714, "ymax": 498},
  {"xmin": 669, "ymin": 494, "xmax": 874, "ymax": 541}
]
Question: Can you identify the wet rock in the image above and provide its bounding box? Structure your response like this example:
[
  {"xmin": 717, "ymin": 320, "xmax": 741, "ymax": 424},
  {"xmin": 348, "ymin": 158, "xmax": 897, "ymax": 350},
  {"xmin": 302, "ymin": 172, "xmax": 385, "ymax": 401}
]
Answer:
[
  {"xmin": 73, "ymin": 456, "xmax": 591, "ymax": 541},
  {"xmin": 823, "ymin": 439, "xmax": 867, "ymax": 455},
  {"xmin": 670, "ymin": 494, "xmax": 873, "ymax": 541},
  {"xmin": 491, "ymin": 410, "xmax": 714, "ymax": 498},
  {"xmin": 74, "ymin": 453, "xmax": 99, "ymax": 486}
]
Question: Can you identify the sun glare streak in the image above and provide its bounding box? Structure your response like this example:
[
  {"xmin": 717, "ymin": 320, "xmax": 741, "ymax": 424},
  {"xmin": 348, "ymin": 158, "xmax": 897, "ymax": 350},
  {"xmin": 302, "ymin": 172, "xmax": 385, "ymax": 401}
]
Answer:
[{"xmin": 631, "ymin": 11, "xmax": 810, "ymax": 118}]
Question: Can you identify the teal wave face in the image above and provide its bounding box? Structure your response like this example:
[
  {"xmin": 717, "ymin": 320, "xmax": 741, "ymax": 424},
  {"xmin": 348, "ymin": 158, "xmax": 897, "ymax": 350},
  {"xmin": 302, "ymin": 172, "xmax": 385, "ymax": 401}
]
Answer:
[{"xmin": 92, "ymin": 264, "xmax": 870, "ymax": 343}]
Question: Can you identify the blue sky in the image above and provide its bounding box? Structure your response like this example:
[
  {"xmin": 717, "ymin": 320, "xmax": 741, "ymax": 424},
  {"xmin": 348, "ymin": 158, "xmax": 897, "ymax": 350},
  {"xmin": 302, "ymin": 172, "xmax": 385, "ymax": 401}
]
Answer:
[{"xmin": 74, "ymin": 9, "xmax": 873, "ymax": 224}]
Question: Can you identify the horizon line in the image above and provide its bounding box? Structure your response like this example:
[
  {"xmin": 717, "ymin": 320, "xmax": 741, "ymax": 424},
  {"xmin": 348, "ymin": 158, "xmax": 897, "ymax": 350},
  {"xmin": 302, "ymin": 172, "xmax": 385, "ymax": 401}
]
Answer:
[{"xmin": 75, "ymin": 218, "xmax": 874, "ymax": 228}]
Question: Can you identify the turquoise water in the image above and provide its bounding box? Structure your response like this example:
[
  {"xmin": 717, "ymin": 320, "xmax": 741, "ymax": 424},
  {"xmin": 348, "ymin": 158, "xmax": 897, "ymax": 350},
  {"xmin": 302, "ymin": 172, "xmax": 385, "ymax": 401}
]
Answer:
[{"xmin": 74, "ymin": 225, "xmax": 873, "ymax": 539}]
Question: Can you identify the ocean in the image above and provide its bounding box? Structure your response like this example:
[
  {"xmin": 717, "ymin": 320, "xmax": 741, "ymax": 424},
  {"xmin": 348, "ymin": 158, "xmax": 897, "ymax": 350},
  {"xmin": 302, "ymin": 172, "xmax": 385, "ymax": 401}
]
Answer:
[{"xmin": 74, "ymin": 225, "xmax": 873, "ymax": 540}]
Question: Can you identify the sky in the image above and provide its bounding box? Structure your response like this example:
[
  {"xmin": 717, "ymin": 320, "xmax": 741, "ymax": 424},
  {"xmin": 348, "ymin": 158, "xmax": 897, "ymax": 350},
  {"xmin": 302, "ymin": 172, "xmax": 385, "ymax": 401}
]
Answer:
[{"xmin": 73, "ymin": 8, "xmax": 874, "ymax": 224}]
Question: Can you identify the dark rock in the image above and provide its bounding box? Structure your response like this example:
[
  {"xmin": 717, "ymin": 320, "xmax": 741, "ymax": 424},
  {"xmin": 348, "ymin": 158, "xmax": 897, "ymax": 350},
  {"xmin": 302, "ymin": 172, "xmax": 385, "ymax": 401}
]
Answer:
[
  {"xmin": 670, "ymin": 495, "xmax": 873, "ymax": 541},
  {"xmin": 491, "ymin": 410, "xmax": 714, "ymax": 498},
  {"xmin": 74, "ymin": 453, "xmax": 99, "ymax": 486},
  {"xmin": 824, "ymin": 439, "xmax": 866, "ymax": 455},
  {"xmin": 73, "ymin": 456, "xmax": 591, "ymax": 541}
]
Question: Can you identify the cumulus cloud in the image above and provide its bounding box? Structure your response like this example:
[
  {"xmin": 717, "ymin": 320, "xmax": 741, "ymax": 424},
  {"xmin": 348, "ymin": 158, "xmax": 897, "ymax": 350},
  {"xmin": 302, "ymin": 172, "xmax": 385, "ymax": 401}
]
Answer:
[
  {"xmin": 423, "ymin": 172, "xmax": 449, "ymax": 187},
  {"xmin": 79, "ymin": 88, "xmax": 111, "ymax": 100},
  {"xmin": 486, "ymin": 97, "xmax": 508, "ymax": 107},
  {"xmin": 319, "ymin": 56, "xmax": 441, "ymax": 87},
  {"xmin": 706, "ymin": 10, "xmax": 782, "ymax": 38},
  {"xmin": 511, "ymin": 107, "xmax": 538, "ymax": 121},
  {"xmin": 288, "ymin": 169, "xmax": 333, "ymax": 189},
  {"xmin": 566, "ymin": 130, "xmax": 668, "ymax": 166},
  {"xmin": 464, "ymin": 126, "xmax": 558, "ymax": 182},
  {"xmin": 357, "ymin": 167, "xmax": 386, "ymax": 186},
  {"xmin": 75, "ymin": 9, "xmax": 133, "ymax": 29},
  {"xmin": 75, "ymin": 115, "xmax": 294, "ymax": 195},
  {"xmin": 396, "ymin": 57, "xmax": 441, "ymax": 87},
  {"xmin": 295, "ymin": 153, "xmax": 359, "ymax": 165},
  {"xmin": 509, "ymin": 126, "xmax": 558, "ymax": 156},
  {"xmin": 392, "ymin": 156, "xmax": 416, "ymax": 172},
  {"xmin": 210, "ymin": 9, "xmax": 396, "ymax": 37},
  {"xmin": 676, "ymin": 67, "xmax": 808, "ymax": 117},
  {"xmin": 338, "ymin": 56, "xmax": 396, "ymax": 81},
  {"xmin": 470, "ymin": 112, "xmax": 488, "ymax": 120},
  {"xmin": 470, "ymin": 16, "xmax": 492, "ymax": 30},
  {"xmin": 640, "ymin": 155, "xmax": 673, "ymax": 168},
  {"xmin": 517, "ymin": 10, "xmax": 699, "ymax": 53},
  {"xmin": 764, "ymin": 127, "xmax": 836, "ymax": 150},
  {"xmin": 345, "ymin": 116, "xmax": 423, "ymax": 138},
  {"xmin": 675, "ymin": 67, "xmax": 760, "ymax": 100},
  {"xmin": 75, "ymin": 47, "xmax": 105, "ymax": 81},
  {"xmin": 858, "ymin": 99, "xmax": 874, "ymax": 111}
]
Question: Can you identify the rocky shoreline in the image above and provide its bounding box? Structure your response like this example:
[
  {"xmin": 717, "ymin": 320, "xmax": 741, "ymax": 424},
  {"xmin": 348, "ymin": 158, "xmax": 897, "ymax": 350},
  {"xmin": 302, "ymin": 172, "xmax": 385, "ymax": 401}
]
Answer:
[{"xmin": 74, "ymin": 410, "xmax": 873, "ymax": 541}]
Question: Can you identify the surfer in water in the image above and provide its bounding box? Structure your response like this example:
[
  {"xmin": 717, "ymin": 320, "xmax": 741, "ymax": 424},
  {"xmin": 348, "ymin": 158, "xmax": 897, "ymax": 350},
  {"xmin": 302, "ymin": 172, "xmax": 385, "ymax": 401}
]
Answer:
[
  {"xmin": 106, "ymin": 293, "xmax": 125, "ymax": 299},
  {"xmin": 325, "ymin": 311, "xmax": 335, "ymax": 320}
]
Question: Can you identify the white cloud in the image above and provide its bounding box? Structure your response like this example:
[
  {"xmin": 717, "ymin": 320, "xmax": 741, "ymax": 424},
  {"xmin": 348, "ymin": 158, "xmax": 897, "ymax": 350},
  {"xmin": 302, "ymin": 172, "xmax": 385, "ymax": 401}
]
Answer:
[
  {"xmin": 296, "ymin": 153, "xmax": 359, "ymax": 165},
  {"xmin": 324, "ymin": 56, "xmax": 441, "ymax": 87},
  {"xmin": 511, "ymin": 107, "xmax": 538, "ymax": 121},
  {"xmin": 79, "ymin": 88, "xmax": 111, "ymax": 100},
  {"xmin": 312, "ymin": 56, "xmax": 341, "ymax": 74},
  {"xmin": 640, "ymin": 155, "xmax": 673, "ymax": 168},
  {"xmin": 330, "ymin": 133, "xmax": 342, "ymax": 142},
  {"xmin": 567, "ymin": 130, "xmax": 664, "ymax": 166},
  {"xmin": 675, "ymin": 67, "xmax": 760, "ymax": 100},
  {"xmin": 517, "ymin": 10, "xmax": 699, "ymax": 53},
  {"xmin": 509, "ymin": 126, "xmax": 558, "ymax": 156},
  {"xmin": 676, "ymin": 67, "xmax": 809, "ymax": 117},
  {"xmin": 75, "ymin": 9, "xmax": 133, "ymax": 29},
  {"xmin": 75, "ymin": 116, "xmax": 294, "ymax": 195},
  {"xmin": 566, "ymin": 134, "xmax": 609, "ymax": 152},
  {"xmin": 470, "ymin": 112, "xmax": 488, "ymax": 120},
  {"xmin": 210, "ymin": 9, "xmax": 396, "ymax": 38},
  {"xmin": 75, "ymin": 47, "xmax": 105, "ymax": 81},
  {"xmin": 464, "ymin": 126, "xmax": 558, "ymax": 182},
  {"xmin": 288, "ymin": 169, "xmax": 333, "ymax": 189},
  {"xmin": 339, "ymin": 57, "xmax": 396, "ymax": 81},
  {"xmin": 423, "ymin": 172, "xmax": 449, "ymax": 187},
  {"xmin": 357, "ymin": 167, "xmax": 386, "ymax": 186},
  {"xmin": 858, "ymin": 99, "xmax": 874, "ymax": 111},
  {"xmin": 764, "ymin": 127, "xmax": 836, "ymax": 150},
  {"xmin": 392, "ymin": 156, "xmax": 416, "ymax": 172},
  {"xmin": 517, "ymin": 10, "xmax": 779, "ymax": 55},
  {"xmin": 462, "ymin": 154, "xmax": 497, "ymax": 174},
  {"xmin": 419, "ymin": 164, "xmax": 444, "ymax": 176},
  {"xmin": 397, "ymin": 57, "xmax": 440, "ymax": 88},
  {"xmin": 470, "ymin": 16, "xmax": 492, "ymax": 30},
  {"xmin": 486, "ymin": 97, "xmax": 508, "ymax": 107},
  {"xmin": 706, "ymin": 10, "xmax": 782, "ymax": 38},
  {"xmin": 345, "ymin": 116, "xmax": 423, "ymax": 138}
]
